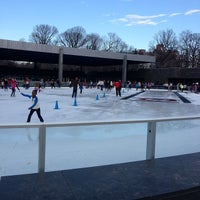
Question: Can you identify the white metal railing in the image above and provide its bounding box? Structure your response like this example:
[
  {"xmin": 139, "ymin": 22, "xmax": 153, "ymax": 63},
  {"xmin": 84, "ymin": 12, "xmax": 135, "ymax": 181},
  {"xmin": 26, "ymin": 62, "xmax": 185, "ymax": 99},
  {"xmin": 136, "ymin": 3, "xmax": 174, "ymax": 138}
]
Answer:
[{"xmin": 1, "ymin": 115, "xmax": 200, "ymax": 173}]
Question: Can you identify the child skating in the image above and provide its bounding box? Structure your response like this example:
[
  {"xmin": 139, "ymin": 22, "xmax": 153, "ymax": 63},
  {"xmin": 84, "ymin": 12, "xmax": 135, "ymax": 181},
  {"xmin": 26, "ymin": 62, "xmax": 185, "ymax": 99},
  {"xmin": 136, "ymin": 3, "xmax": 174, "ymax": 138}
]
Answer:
[{"xmin": 21, "ymin": 90, "xmax": 44, "ymax": 123}]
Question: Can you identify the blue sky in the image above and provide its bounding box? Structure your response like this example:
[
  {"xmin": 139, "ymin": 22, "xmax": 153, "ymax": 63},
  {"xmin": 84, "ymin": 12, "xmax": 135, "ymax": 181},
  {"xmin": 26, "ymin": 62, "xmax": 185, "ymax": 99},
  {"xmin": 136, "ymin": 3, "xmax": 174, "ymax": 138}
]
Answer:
[{"xmin": 0, "ymin": 0, "xmax": 200, "ymax": 50}]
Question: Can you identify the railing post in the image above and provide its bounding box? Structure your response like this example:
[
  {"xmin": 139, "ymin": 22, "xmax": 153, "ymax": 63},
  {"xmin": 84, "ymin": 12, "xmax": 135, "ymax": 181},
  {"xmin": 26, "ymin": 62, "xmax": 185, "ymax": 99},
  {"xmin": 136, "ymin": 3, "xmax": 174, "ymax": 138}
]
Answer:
[
  {"xmin": 38, "ymin": 125, "xmax": 46, "ymax": 173},
  {"xmin": 146, "ymin": 121, "xmax": 156, "ymax": 160}
]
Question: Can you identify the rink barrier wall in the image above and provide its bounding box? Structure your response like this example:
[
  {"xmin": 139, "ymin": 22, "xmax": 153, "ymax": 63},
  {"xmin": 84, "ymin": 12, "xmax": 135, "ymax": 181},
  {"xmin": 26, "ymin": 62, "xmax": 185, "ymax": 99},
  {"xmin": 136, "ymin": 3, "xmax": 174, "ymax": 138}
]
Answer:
[{"xmin": 1, "ymin": 115, "xmax": 200, "ymax": 173}]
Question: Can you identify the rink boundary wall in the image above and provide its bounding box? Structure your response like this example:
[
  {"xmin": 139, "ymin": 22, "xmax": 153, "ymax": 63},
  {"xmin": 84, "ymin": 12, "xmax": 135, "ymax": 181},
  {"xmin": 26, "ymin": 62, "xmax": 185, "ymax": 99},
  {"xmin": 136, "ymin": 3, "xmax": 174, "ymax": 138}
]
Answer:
[{"xmin": 1, "ymin": 115, "xmax": 200, "ymax": 174}]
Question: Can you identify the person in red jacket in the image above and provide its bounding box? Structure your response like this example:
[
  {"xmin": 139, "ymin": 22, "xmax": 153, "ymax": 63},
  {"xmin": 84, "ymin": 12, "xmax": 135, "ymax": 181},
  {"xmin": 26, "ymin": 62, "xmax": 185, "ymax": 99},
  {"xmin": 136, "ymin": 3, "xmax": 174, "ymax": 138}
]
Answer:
[
  {"xmin": 10, "ymin": 78, "xmax": 17, "ymax": 97},
  {"xmin": 114, "ymin": 80, "xmax": 121, "ymax": 97}
]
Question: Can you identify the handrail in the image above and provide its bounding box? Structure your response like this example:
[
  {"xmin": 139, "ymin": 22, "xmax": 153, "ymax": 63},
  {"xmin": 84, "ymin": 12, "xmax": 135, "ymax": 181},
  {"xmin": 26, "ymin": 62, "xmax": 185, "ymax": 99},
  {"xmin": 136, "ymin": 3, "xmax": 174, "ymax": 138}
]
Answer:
[
  {"xmin": 1, "ymin": 115, "xmax": 200, "ymax": 128},
  {"xmin": 1, "ymin": 115, "xmax": 200, "ymax": 174}
]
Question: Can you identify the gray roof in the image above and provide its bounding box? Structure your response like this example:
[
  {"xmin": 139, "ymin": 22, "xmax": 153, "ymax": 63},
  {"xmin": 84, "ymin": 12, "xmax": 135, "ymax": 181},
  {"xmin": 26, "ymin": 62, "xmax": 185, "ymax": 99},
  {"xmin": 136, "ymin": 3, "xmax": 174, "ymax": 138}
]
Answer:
[{"xmin": 0, "ymin": 39, "xmax": 155, "ymax": 66}]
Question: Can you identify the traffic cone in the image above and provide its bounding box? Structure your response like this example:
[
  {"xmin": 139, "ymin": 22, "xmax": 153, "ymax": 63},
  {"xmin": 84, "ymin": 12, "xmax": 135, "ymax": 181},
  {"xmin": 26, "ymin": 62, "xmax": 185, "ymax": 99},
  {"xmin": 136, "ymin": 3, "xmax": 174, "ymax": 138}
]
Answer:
[
  {"xmin": 73, "ymin": 98, "xmax": 78, "ymax": 106},
  {"xmin": 96, "ymin": 94, "xmax": 99, "ymax": 100},
  {"xmin": 54, "ymin": 100, "xmax": 59, "ymax": 109}
]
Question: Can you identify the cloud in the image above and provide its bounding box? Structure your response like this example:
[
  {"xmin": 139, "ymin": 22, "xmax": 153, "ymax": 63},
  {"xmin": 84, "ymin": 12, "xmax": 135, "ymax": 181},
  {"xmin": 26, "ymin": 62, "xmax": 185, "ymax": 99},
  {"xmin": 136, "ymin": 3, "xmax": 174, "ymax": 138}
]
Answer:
[
  {"xmin": 125, "ymin": 13, "xmax": 166, "ymax": 20},
  {"xmin": 169, "ymin": 13, "xmax": 182, "ymax": 17},
  {"xmin": 185, "ymin": 9, "xmax": 200, "ymax": 15},
  {"xmin": 125, "ymin": 19, "xmax": 157, "ymax": 26},
  {"xmin": 111, "ymin": 13, "xmax": 167, "ymax": 26},
  {"xmin": 111, "ymin": 9, "xmax": 200, "ymax": 27}
]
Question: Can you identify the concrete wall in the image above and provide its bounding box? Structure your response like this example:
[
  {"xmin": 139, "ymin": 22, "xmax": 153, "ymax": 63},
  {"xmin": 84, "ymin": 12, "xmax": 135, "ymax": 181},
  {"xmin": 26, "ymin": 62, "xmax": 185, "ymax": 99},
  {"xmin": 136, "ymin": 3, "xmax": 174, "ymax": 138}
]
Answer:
[{"xmin": 127, "ymin": 67, "xmax": 200, "ymax": 84}]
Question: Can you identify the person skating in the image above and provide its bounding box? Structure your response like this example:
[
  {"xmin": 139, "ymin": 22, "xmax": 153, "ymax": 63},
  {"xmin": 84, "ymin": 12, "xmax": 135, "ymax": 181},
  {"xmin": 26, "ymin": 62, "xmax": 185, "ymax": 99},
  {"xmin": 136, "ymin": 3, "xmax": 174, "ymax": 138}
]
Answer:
[
  {"xmin": 71, "ymin": 77, "xmax": 79, "ymax": 98},
  {"xmin": 21, "ymin": 90, "xmax": 44, "ymax": 123},
  {"xmin": 10, "ymin": 78, "xmax": 17, "ymax": 97},
  {"xmin": 114, "ymin": 80, "xmax": 121, "ymax": 97}
]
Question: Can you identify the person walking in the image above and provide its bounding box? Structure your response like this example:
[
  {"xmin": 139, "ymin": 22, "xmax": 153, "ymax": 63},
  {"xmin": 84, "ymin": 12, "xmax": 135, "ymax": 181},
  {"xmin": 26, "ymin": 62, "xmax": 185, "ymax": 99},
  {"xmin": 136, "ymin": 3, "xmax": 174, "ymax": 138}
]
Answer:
[{"xmin": 21, "ymin": 90, "xmax": 44, "ymax": 123}]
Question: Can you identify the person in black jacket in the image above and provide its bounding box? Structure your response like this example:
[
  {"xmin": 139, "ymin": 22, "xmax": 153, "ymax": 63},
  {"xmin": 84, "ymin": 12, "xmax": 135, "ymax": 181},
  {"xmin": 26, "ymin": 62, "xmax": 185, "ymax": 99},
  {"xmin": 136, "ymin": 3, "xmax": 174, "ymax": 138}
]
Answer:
[{"xmin": 72, "ymin": 77, "xmax": 79, "ymax": 98}]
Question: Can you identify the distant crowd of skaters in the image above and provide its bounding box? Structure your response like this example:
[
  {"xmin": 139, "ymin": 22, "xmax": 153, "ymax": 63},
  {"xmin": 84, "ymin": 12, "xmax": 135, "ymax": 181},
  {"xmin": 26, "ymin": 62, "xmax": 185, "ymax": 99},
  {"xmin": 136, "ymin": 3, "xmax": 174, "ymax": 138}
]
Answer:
[
  {"xmin": 1, "ymin": 77, "xmax": 200, "ymax": 96},
  {"xmin": 0, "ymin": 77, "xmax": 152, "ymax": 98}
]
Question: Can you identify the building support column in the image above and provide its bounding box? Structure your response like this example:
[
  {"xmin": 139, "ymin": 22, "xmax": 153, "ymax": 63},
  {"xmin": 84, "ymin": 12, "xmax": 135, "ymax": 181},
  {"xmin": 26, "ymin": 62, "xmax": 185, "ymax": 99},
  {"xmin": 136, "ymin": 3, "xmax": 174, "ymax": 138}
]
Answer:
[
  {"xmin": 58, "ymin": 47, "xmax": 63, "ymax": 83},
  {"xmin": 122, "ymin": 55, "xmax": 127, "ymax": 87}
]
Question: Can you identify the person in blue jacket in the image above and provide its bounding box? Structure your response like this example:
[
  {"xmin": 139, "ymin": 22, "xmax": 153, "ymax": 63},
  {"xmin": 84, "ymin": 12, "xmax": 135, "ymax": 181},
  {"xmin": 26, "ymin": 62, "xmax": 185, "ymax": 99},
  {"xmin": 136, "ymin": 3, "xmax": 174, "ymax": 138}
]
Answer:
[{"xmin": 21, "ymin": 89, "xmax": 44, "ymax": 123}]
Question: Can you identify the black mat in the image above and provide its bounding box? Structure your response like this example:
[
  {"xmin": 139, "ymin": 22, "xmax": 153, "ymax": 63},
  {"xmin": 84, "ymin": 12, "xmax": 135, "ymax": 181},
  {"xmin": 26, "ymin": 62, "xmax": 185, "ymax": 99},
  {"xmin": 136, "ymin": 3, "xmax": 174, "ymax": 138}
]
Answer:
[
  {"xmin": 174, "ymin": 92, "xmax": 191, "ymax": 103},
  {"xmin": 121, "ymin": 91, "xmax": 145, "ymax": 100}
]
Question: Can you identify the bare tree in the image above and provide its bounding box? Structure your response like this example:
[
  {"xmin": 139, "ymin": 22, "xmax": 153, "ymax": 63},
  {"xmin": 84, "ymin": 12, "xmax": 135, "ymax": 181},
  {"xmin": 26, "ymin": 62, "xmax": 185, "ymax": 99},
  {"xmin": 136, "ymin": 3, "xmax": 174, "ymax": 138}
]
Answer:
[
  {"xmin": 101, "ymin": 33, "xmax": 128, "ymax": 52},
  {"xmin": 59, "ymin": 26, "xmax": 87, "ymax": 48},
  {"xmin": 118, "ymin": 41, "xmax": 129, "ymax": 53},
  {"xmin": 153, "ymin": 29, "xmax": 178, "ymax": 52},
  {"xmin": 126, "ymin": 45, "xmax": 136, "ymax": 54},
  {"xmin": 179, "ymin": 30, "xmax": 200, "ymax": 68},
  {"xmin": 30, "ymin": 24, "xmax": 58, "ymax": 45},
  {"xmin": 150, "ymin": 29, "xmax": 179, "ymax": 67},
  {"xmin": 85, "ymin": 33, "xmax": 103, "ymax": 50}
]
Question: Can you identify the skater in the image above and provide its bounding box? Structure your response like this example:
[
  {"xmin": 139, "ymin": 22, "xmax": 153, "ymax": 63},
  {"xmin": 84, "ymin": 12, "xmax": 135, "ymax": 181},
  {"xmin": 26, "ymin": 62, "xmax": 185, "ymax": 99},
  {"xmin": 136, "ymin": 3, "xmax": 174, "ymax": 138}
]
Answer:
[
  {"xmin": 71, "ymin": 77, "xmax": 79, "ymax": 98},
  {"xmin": 21, "ymin": 90, "xmax": 44, "ymax": 123},
  {"xmin": 79, "ymin": 81, "xmax": 83, "ymax": 94},
  {"xmin": 10, "ymin": 78, "xmax": 17, "ymax": 97},
  {"xmin": 114, "ymin": 80, "xmax": 121, "ymax": 97}
]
